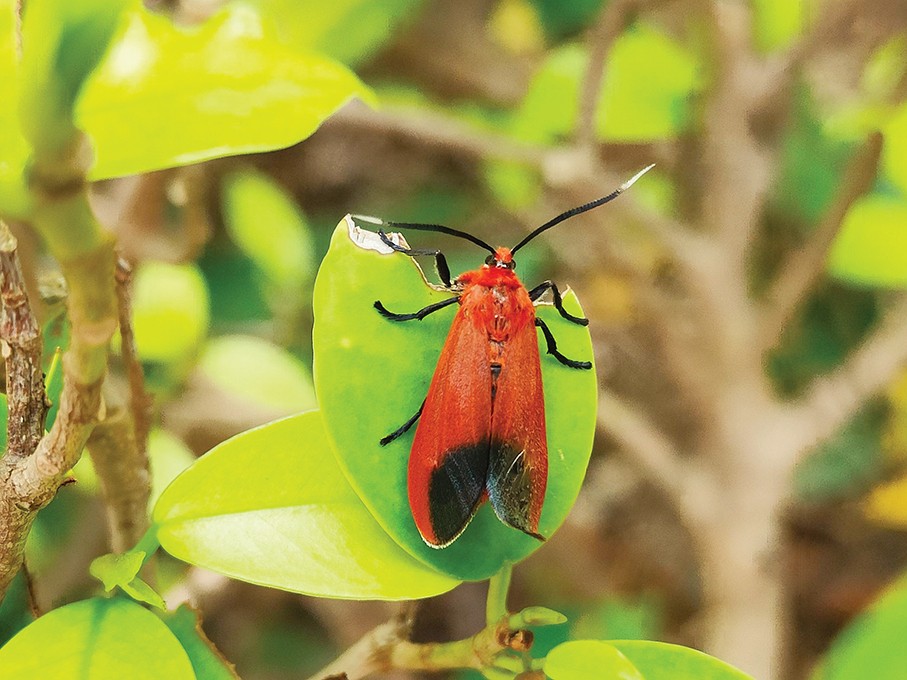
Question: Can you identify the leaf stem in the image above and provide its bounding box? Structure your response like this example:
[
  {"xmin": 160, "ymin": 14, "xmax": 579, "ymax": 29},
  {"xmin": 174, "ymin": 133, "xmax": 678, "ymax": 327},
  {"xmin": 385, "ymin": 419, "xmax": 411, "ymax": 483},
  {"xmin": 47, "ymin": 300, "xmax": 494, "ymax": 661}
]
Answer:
[{"xmin": 486, "ymin": 563, "xmax": 513, "ymax": 626}]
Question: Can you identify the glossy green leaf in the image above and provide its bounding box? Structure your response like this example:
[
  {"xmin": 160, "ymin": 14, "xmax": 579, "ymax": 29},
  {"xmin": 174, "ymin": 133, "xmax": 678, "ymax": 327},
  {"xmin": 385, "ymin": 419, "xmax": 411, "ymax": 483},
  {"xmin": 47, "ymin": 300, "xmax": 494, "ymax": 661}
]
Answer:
[
  {"xmin": 608, "ymin": 641, "xmax": 755, "ymax": 680},
  {"xmin": 154, "ymin": 410, "xmax": 459, "ymax": 599},
  {"xmin": 812, "ymin": 572, "xmax": 907, "ymax": 680},
  {"xmin": 18, "ymin": 0, "xmax": 131, "ymax": 156},
  {"xmin": 312, "ymin": 217, "xmax": 597, "ymax": 580},
  {"xmin": 221, "ymin": 170, "xmax": 316, "ymax": 289},
  {"xmin": 199, "ymin": 335, "xmax": 317, "ymax": 412},
  {"xmin": 828, "ymin": 195, "xmax": 907, "ymax": 288},
  {"xmin": 131, "ymin": 261, "xmax": 210, "ymax": 363},
  {"xmin": 0, "ymin": 598, "xmax": 194, "ymax": 679},
  {"xmin": 78, "ymin": 4, "xmax": 375, "ymax": 180},
  {"xmin": 162, "ymin": 606, "xmax": 238, "ymax": 680},
  {"xmin": 249, "ymin": 0, "xmax": 424, "ymax": 66},
  {"xmin": 0, "ymin": 0, "xmax": 28, "ymax": 218},
  {"xmin": 545, "ymin": 640, "xmax": 644, "ymax": 680}
]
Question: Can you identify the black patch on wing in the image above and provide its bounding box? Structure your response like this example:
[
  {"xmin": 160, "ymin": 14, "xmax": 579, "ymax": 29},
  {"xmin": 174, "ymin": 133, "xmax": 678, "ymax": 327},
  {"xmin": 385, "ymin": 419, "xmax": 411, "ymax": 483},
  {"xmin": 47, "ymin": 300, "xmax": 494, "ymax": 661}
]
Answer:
[
  {"xmin": 429, "ymin": 443, "xmax": 489, "ymax": 546},
  {"xmin": 487, "ymin": 440, "xmax": 543, "ymax": 541}
]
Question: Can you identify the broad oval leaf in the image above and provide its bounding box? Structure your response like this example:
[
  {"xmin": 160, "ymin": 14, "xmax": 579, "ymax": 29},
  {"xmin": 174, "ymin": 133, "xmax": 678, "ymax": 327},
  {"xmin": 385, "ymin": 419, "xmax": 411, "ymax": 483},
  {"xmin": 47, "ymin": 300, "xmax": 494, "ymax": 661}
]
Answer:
[
  {"xmin": 153, "ymin": 410, "xmax": 459, "ymax": 600},
  {"xmin": 608, "ymin": 640, "xmax": 755, "ymax": 680},
  {"xmin": 78, "ymin": 4, "xmax": 375, "ymax": 180},
  {"xmin": 828, "ymin": 194, "xmax": 907, "ymax": 288},
  {"xmin": 0, "ymin": 597, "xmax": 194, "ymax": 679},
  {"xmin": 199, "ymin": 335, "xmax": 317, "ymax": 413},
  {"xmin": 312, "ymin": 217, "xmax": 597, "ymax": 580},
  {"xmin": 811, "ymin": 572, "xmax": 907, "ymax": 680},
  {"xmin": 545, "ymin": 640, "xmax": 644, "ymax": 680}
]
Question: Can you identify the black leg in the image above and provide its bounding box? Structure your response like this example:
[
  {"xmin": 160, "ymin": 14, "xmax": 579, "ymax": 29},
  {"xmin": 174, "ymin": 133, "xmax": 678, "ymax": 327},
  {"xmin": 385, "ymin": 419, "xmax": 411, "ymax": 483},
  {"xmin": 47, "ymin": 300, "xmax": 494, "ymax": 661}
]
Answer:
[
  {"xmin": 374, "ymin": 295, "xmax": 459, "ymax": 322},
  {"xmin": 528, "ymin": 281, "xmax": 588, "ymax": 326},
  {"xmin": 535, "ymin": 318, "xmax": 592, "ymax": 369},
  {"xmin": 380, "ymin": 401, "xmax": 425, "ymax": 446},
  {"xmin": 379, "ymin": 231, "xmax": 453, "ymax": 288}
]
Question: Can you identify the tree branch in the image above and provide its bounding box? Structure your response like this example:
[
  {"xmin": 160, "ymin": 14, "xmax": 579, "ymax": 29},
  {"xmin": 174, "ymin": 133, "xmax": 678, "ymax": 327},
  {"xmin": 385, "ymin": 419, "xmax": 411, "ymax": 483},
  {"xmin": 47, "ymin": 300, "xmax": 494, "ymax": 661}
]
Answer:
[
  {"xmin": 0, "ymin": 221, "xmax": 48, "ymax": 459},
  {"xmin": 759, "ymin": 132, "xmax": 883, "ymax": 351},
  {"xmin": 788, "ymin": 294, "xmax": 907, "ymax": 455}
]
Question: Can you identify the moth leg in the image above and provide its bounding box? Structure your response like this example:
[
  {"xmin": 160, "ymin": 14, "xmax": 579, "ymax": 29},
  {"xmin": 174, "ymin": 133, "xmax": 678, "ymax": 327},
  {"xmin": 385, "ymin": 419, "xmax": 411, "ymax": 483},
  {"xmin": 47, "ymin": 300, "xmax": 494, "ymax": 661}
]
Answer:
[
  {"xmin": 527, "ymin": 280, "xmax": 588, "ymax": 326},
  {"xmin": 380, "ymin": 400, "xmax": 425, "ymax": 446},
  {"xmin": 374, "ymin": 295, "xmax": 459, "ymax": 322},
  {"xmin": 535, "ymin": 318, "xmax": 592, "ymax": 369},
  {"xmin": 379, "ymin": 230, "xmax": 453, "ymax": 288}
]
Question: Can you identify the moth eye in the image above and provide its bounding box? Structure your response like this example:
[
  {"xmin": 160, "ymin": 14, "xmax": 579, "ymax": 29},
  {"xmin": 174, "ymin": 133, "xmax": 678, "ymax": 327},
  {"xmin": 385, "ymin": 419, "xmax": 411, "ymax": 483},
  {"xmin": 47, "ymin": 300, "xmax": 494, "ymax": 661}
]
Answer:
[{"xmin": 485, "ymin": 255, "xmax": 495, "ymax": 265}]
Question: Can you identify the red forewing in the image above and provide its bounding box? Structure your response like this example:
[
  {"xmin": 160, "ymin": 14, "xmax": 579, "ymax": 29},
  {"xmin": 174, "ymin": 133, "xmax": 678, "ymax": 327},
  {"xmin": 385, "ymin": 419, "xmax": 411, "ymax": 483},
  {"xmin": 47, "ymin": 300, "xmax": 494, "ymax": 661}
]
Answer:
[
  {"xmin": 486, "ymin": 316, "xmax": 547, "ymax": 539},
  {"xmin": 408, "ymin": 307, "xmax": 493, "ymax": 548}
]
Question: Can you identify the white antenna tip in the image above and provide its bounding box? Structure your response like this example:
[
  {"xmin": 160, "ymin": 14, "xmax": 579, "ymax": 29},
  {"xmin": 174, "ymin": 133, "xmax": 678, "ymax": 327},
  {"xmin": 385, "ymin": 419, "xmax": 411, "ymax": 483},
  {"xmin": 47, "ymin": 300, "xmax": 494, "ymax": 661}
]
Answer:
[{"xmin": 619, "ymin": 163, "xmax": 656, "ymax": 192}]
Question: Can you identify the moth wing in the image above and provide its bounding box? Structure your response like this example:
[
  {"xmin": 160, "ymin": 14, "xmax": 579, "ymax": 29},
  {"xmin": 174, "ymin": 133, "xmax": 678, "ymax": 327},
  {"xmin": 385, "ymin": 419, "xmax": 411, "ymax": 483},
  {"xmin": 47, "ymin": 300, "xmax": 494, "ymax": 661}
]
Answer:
[{"xmin": 408, "ymin": 310, "xmax": 493, "ymax": 548}]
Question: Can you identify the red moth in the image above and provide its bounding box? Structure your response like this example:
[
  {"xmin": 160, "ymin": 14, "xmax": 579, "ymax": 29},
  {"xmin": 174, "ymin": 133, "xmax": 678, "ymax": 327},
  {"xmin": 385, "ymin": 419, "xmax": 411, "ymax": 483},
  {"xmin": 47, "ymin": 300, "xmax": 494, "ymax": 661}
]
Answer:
[{"xmin": 360, "ymin": 165, "xmax": 652, "ymax": 548}]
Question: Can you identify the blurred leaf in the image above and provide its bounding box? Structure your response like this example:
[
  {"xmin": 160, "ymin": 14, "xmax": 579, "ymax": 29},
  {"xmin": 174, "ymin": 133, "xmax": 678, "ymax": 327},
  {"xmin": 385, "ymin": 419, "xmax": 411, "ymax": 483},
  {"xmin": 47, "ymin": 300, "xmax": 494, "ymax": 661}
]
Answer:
[
  {"xmin": 313, "ymin": 217, "xmax": 597, "ymax": 580},
  {"xmin": 828, "ymin": 194, "xmax": 907, "ymax": 288},
  {"xmin": 78, "ymin": 4, "xmax": 375, "ymax": 180},
  {"xmin": 249, "ymin": 0, "xmax": 424, "ymax": 66},
  {"xmin": 527, "ymin": 0, "xmax": 603, "ymax": 41},
  {"xmin": 597, "ymin": 24, "xmax": 701, "ymax": 141},
  {"xmin": 794, "ymin": 406, "xmax": 884, "ymax": 502},
  {"xmin": 18, "ymin": 0, "xmax": 131, "ymax": 157},
  {"xmin": 545, "ymin": 641, "xmax": 643, "ymax": 680},
  {"xmin": 198, "ymin": 334, "xmax": 317, "ymax": 412},
  {"xmin": 162, "ymin": 605, "xmax": 239, "ymax": 680},
  {"xmin": 0, "ymin": 598, "xmax": 194, "ymax": 679},
  {"xmin": 572, "ymin": 596, "xmax": 663, "ymax": 642},
  {"xmin": 154, "ymin": 410, "xmax": 459, "ymax": 599},
  {"xmin": 780, "ymin": 88, "xmax": 855, "ymax": 224},
  {"xmin": 812, "ymin": 572, "xmax": 907, "ymax": 680},
  {"xmin": 883, "ymin": 371, "xmax": 907, "ymax": 461},
  {"xmin": 148, "ymin": 429, "xmax": 196, "ymax": 507},
  {"xmin": 752, "ymin": 0, "xmax": 805, "ymax": 52},
  {"xmin": 607, "ymin": 640, "xmax": 755, "ymax": 679},
  {"xmin": 0, "ymin": 0, "xmax": 28, "ymax": 218},
  {"xmin": 131, "ymin": 261, "xmax": 210, "ymax": 364},
  {"xmin": 883, "ymin": 103, "xmax": 907, "ymax": 198},
  {"xmin": 44, "ymin": 348, "xmax": 63, "ymax": 431},
  {"xmin": 488, "ymin": 0, "xmax": 545, "ymax": 55},
  {"xmin": 221, "ymin": 170, "xmax": 316, "ymax": 289},
  {"xmin": 0, "ymin": 572, "xmax": 32, "ymax": 647},
  {"xmin": 865, "ymin": 472, "xmax": 907, "ymax": 527}
]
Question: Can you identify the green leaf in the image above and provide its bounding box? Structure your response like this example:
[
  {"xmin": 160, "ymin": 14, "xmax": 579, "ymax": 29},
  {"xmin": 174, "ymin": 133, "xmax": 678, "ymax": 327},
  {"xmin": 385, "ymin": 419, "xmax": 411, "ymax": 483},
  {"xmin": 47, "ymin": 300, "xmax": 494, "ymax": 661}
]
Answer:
[
  {"xmin": 153, "ymin": 410, "xmax": 459, "ymax": 599},
  {"xmin": 221, "ymin": 170, "xmax": 316, "ymax": 289},
  {"xmin": 545, "ymin": 640, "xmax": 644, "ymax": 680},
  {"xmin": 248, "ymin": 0, "xmax": 425, "ymax": 66},
  {"xmin": 78, "ymin": 4, "xmax": 375, "ymax": 180},
  {"xmin": 131, "ymin": 261, "xmax": 210, "ymax": 364},
  {"xmin": 0, "ymin": 0, "xmax": 29, "ymax": 218},
  {"xmin": 883, "ymin": 103, "xmax": 907, "ymax": 197},
  {"xmin": 608, "ymin": 640, "xmax": 755, "ymax": 680},
  {"xmin": 89, "ymin": 550, "xmax": 166, "ymax": 609},
  {"xmin": 312, "ymin": 217, "xmax": 597, "ymax": 580},
  {"xmin": 812, "ymin": 571, "xmax": 907, "ymax": 680},
  {"xmin": 752, "ymin": 0, "xmax": 805, "ymax": 52},
  {"xmin": 596, "ymin": 24, "xmax": 701, "ymax": 141},
  {"xmin": 0, "ymin": 598, "xmax": 194, "ymax": 679},
  {"xmin": 199, "ymin": 335, "xmax": 317, "ymax": 412},
  {"xmin": 90, "ymin": 551, "xmax": 145, "ymax": 591},
  {"xmin": 18, "ymin": 0, "xmax": 132, "ymax": 157},
  {"xmin": 162, "ymin": 605, "xmax": 239, "ymax": 680},
  {"xmin": 828, "ymin": 194, "xmax": 907, "ymax": 288}
]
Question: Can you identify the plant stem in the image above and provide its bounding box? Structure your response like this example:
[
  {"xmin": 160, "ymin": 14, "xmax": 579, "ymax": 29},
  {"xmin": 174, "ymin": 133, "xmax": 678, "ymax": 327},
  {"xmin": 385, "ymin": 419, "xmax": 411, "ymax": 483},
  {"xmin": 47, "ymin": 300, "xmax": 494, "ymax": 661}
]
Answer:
[{"xmin": 486, "ymin": 563, "xmax": 513, "ymax": 626}]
